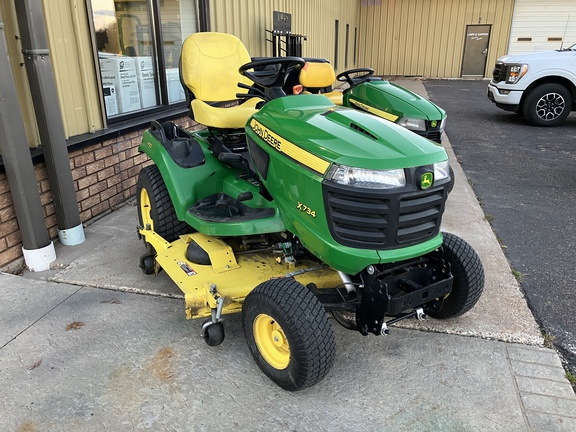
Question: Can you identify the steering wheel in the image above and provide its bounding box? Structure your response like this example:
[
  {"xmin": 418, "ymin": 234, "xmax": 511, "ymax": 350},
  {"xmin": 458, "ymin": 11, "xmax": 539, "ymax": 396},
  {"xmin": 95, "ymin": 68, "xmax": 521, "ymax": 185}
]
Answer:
[
  {"xmin": 336, "ymin": 67, "xmax": 374, "ymax": 88},
  {"xmin": 238, "ymin": 57, "xmax": 306, "ymax": 100}
]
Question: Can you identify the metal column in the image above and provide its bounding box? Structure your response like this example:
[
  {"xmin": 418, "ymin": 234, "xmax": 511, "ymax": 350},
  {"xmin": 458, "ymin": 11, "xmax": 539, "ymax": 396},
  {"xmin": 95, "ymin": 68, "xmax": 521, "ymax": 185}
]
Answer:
[
  {"xmin": 14, "ymin": 0, "xmax": 85, "ymax": 246},
  {"xmin": 0, "ymin": 10, "xmax": 55, "ymax": 271}
]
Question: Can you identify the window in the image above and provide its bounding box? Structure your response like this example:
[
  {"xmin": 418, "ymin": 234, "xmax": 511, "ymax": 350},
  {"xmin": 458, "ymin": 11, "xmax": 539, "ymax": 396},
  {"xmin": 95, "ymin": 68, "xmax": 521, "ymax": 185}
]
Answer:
[{"xmin": 89, "ymin": 0, "xmax": 200, "ymax": 122}]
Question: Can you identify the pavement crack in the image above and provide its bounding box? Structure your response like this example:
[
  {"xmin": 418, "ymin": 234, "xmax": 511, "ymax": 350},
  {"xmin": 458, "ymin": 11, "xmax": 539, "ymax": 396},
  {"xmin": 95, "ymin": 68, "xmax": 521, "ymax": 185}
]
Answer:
[
  {"xmin": 0, "ymin": 285, "xmax": 84, "ymax": 351},
  {"xmin": 504, "ymin": 345, "xmax": 532, "ymax": 430}
]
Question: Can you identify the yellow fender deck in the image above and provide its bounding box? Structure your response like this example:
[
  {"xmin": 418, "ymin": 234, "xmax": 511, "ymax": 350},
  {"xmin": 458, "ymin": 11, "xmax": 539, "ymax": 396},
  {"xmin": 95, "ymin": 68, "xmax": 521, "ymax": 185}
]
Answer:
[{"xmin": 139, "ymin": 228, "xmax": 342, "ymax": 319}]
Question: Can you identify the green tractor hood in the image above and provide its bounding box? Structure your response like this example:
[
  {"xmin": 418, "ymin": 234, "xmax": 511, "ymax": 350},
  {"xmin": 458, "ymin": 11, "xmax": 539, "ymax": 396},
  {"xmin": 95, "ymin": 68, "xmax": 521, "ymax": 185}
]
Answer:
[
  {"xmin": 245, "ymin": 94, "xmax": 448, "ymax": 274},
  {"xmin": 249, "ymin": 94, "xmax": 447, "ymax": 172},
  {"xmin": 344, "ymin": 80, "xmax": 446, "ymax": 123}
]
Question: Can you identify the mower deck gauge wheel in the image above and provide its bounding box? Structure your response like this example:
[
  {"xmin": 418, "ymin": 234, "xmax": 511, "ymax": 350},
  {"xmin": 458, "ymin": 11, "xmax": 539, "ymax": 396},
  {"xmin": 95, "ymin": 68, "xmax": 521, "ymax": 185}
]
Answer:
[
  {"xmin": 139, "ymin": 254, "xmax": 156, "ymax": 275},
  {"xmin": 202, "ymin": 320, "xmax": 225, "ymax": 346}
]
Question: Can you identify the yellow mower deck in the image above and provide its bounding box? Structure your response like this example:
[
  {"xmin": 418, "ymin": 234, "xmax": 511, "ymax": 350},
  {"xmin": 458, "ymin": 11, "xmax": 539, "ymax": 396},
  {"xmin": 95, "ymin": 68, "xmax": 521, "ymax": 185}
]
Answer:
[{"xmin": 139, "ymin": 227, "xmax": 342, "ymax": 320}]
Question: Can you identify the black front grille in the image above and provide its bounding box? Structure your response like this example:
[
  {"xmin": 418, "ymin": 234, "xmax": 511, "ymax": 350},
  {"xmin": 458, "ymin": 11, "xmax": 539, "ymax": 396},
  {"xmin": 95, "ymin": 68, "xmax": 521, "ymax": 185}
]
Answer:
[
  {"xmin": 397, "ymin": 190, "xmax": 444, "ymax": 243},
  {"xmin": 493, "ymin": 63, "xmax": 507, "ymax": 82},
  {"xmin": 323, "ymin": 178, "xmax": 447, "ymax": 250},
  {"xmin": 413, "ymin": 122, "xmax": 443, "ymax": 143},
  {"xmin": 426, "ymin": 131, "xmax": 442, "ymax": 143}
]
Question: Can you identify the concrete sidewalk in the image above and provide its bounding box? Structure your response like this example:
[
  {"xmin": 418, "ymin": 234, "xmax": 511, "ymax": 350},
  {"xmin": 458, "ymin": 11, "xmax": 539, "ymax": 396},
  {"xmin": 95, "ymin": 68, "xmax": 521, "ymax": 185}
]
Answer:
[
  {"xmin": 1, "ymin": 271, "xmax": 575, "ymax": 431},
  {"xmin": 1, "ymin": 79, "xmax": 575, "ymax": 431}
]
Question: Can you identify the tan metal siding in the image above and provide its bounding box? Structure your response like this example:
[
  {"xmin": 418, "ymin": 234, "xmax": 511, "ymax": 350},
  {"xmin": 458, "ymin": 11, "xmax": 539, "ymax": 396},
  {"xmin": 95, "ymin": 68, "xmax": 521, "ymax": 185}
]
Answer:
[
  {"xmin": 358, "ymin": 0, "xmax": 514, "ymax": 78},
  {"xmin": 0, "ymin": 1, "xmax": 40, "ymax": 147},
  {"xmin": 209, "ymin": 0, "xmax": 361, "ymax": 68},
  {"xmin": 43, "ymin": 0, "xmax": 102, "ymax": 138}
]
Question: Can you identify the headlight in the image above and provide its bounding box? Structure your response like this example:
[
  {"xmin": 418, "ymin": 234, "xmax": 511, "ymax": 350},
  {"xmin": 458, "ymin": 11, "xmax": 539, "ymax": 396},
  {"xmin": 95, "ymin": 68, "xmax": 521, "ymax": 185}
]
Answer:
[
  {"xmin": 439, "ymin": 116, "xmax": 447, "ymax": 131},
  {"xmin": 506, "ymin": 64, "xmax": 528, "ymax": 84},
  {"xmin": 328, "ymin": 164, "xmax": 406, "ymax": 189},
  {"xmin": 397, "ymin": 117, "xmax": 426, "ymax": 131},
  {"xmin": 434, "ymin": 160, "xmax": 450, "ymax": 181}
]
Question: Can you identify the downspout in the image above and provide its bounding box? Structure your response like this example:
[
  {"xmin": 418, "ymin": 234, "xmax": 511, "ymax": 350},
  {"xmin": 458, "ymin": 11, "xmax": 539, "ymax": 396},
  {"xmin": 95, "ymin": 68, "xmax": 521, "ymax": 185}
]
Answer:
[
  {"xmin": 0, "ymin": 11, "xmax": 55, "ymax": 271},
  {"xmin": 14, "ymin": 0, "xmax": 85, "ymax": 246}
]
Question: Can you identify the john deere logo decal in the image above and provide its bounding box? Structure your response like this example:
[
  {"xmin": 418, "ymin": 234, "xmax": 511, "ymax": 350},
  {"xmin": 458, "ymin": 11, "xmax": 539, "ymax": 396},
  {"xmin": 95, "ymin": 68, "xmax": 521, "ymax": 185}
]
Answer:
[
  {"xmin": 431, "ymin": 120, "xmax": 438, "ymax": 128},
  {"xmin": 421, "ymin": 172, "xmax": 434, "ymax": 189}
]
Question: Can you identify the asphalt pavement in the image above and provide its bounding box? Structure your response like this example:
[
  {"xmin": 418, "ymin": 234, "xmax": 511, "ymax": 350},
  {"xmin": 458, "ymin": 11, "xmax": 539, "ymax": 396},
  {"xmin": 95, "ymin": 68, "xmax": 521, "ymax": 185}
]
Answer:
[
  {"xmin": 1, "ymin": 79, "xmax": 576, "ymax": 431},
  {"xmin": 422, "ymin": 79, "xmax": 576, "ymax": 379}
]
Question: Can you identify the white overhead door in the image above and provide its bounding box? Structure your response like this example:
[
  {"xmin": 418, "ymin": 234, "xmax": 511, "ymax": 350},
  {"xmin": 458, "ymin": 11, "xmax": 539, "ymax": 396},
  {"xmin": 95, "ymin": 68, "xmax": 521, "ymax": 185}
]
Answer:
[{"xmin": 508, "ymin": 0, "xmax": 576, "ymax": 54}]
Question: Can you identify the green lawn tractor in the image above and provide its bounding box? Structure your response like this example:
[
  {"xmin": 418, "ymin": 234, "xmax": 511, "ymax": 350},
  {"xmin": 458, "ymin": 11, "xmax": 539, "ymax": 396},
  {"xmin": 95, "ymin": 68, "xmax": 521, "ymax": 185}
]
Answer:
[
  {"xmin": 287, "ymin": 59, "xmax": 447, "ymax": 143},
  {"xmin": 136, "ymin": 32, "xmax": 484, "ymax": 391},
  {"xmin": 282, "ymin": 59, "xmax": 453, "ymax": 191}
]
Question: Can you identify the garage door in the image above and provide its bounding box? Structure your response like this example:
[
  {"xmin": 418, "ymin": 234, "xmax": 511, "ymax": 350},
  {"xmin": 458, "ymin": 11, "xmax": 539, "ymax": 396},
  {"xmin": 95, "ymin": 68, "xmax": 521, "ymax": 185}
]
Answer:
[{"xmin": 508, "ymin": 0, "xmax": 576, "ymax": 54}]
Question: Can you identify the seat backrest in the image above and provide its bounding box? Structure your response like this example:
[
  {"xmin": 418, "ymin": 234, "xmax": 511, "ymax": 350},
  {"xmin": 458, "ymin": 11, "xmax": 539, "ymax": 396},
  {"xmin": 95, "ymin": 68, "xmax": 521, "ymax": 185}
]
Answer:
[
  {"xmin": 299, "ymin": 61, "xmax": 336, "ymax": 89},
  {"xmin": 180, "ymin": 32, "xmax": 252, "ymax": 102}
]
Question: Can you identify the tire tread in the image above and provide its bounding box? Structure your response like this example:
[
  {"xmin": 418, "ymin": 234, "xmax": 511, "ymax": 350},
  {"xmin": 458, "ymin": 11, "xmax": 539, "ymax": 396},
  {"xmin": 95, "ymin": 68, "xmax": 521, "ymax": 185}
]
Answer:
[
  {"xmin": 242, "ymin": 278, "xmax": 336, "ymax": 391},
  {"xmin": 137, "ymin": 164, "xmax": 190, "ymax": 242},
  {"xmin": 428, "ymin": 232, "xmax": 484, "ymax": 319}
]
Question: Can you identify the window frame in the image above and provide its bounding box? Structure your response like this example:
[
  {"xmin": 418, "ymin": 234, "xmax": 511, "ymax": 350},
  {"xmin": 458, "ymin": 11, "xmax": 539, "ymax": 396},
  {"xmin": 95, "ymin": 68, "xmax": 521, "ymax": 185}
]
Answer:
[{"xmin": 85, "ymin": 0, "xmax": 209, "ymax": 128}]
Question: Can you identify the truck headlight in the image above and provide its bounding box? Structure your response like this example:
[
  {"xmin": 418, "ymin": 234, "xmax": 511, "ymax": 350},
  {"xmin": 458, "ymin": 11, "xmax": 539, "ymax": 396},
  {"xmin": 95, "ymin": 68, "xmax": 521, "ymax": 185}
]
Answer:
[
  {"xmin": 506, "ymin": 64, "xmax": 528, "ymax": 84},
  {"xmin": 434, "ymin": 160, "xmax": 450, "ymax": 181},
  {"xmin": 328, "ymin": 164, "xmax": 406, "ymax": 189},
  {"xmin": 397, "ymin": 117, "xmax": 426, "ymax": 132}
]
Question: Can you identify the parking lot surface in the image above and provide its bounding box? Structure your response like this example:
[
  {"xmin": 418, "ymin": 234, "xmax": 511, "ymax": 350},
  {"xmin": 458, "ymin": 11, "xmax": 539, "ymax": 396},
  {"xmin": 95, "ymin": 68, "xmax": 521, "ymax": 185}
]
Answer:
[{"xmin": 424, "ymin": 79, "xmax": 576, "ymax": 375}]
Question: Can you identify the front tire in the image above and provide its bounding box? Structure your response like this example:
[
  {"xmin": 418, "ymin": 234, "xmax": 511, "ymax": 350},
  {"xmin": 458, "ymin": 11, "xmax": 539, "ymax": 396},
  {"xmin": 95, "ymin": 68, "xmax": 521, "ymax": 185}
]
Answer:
[
  {"xmin": 522, "ymin": 83, "xmax": 572, "ymax": 127},
  {"xmin": 427, "ymin": 233, "xmax": 484, "ymax": 319},
  {"xmin": 242, "ymin": 278, "xmax": 336, "ymax": 391}
]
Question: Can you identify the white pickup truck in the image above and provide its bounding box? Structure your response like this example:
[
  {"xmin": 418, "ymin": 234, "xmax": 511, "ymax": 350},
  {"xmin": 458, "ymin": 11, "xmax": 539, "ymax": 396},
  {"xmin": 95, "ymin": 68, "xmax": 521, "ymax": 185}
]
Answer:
[{"xmin": 487, "ymin": 45, "xmax": 576, "ymax": 126}]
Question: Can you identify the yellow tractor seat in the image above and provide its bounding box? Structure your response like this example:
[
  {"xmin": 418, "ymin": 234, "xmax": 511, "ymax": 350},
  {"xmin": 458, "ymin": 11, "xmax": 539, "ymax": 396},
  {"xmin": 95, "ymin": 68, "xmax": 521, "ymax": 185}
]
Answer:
[
  {"xmin": 298, "ymin": 62, "xmax": 344, "ymax": 106},
  {"xmin": 180, "ymin": 32, "xmax": 260, "ymax": 129}
]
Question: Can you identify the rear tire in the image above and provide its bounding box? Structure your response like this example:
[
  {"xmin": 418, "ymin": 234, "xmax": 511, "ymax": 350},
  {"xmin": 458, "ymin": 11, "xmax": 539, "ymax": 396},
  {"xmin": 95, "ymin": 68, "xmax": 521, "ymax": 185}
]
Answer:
[
  {"xmin": 427, "ymin": 233, "xmax": 484, "ymax": 319},
  {"xmin": 242, "ymin": 278, "xmax": 336, "ymax": 391},
  {"xmin": 136, "ymin": 164, "xmax": 190, "ymax": 242},
  {"xmin": 522, "ymin": 83, "xmax": 572, "ymax": 127}
]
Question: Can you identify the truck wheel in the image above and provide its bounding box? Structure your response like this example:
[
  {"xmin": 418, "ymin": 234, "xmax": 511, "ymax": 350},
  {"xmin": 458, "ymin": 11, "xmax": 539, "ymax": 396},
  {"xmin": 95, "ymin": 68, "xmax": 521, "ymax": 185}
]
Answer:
[
  {"xmin": 137, "ymin": 164, "xmax": 190, "ymax": 242},
  {"xmin": 242, "ymin": 278, "xmax": 336, "ymax": 391},
  {"xmin": 427, "ymin": 233, "xmax": 484, "ymax": 319},
  {"xmin": 522, "ymin": 83, "xmax": 572, "ymax": 127}
]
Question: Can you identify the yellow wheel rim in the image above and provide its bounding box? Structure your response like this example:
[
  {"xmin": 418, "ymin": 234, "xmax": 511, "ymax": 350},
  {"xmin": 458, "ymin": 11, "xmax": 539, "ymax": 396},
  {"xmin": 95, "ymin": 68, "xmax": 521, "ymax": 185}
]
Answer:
[
  {"xmin": 253, "ymin": 314, "xmax": 290, "ymax": 370},
  {"xmin": 140, "ymin": 188, "xmax": 154, "ymax": 231}
]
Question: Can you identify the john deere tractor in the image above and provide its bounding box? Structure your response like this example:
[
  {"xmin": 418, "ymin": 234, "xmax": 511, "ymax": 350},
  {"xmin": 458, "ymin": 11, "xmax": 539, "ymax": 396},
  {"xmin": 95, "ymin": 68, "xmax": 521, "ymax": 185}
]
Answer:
[
  {"xmin": 285, "ymin": 59, "xmax": 447, "ymax": 143},
  {"xmin": 136, "ymin": 32, "xmax": 484, "ymax": 391}
]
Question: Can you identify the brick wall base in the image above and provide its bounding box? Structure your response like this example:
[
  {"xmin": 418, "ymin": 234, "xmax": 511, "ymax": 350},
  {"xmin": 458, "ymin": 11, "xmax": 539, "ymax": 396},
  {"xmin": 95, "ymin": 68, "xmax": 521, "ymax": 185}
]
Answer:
[{"xmin": 0, "ymin": 116, "xmax": 199, "ymax": 272}]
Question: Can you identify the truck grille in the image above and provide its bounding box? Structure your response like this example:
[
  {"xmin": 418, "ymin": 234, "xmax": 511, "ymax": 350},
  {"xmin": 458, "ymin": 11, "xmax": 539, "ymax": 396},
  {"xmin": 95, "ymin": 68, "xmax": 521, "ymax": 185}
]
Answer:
[
  {"xmin": 323, "ymin": 179, "xmax": 446, "ymax": 250},
  {"xmin": 492, "ymin": 63, "xmax": 507, "ymax": 82}
]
